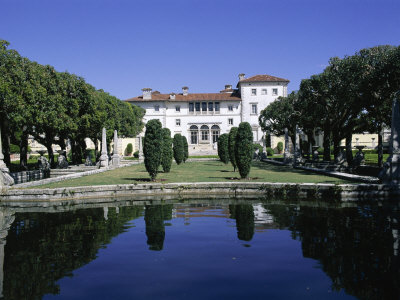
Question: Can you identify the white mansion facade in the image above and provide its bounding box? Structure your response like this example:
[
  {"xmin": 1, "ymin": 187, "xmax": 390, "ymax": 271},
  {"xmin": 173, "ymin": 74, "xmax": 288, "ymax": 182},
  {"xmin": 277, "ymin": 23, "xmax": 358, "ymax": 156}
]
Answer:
[{"xmin": 125, "ymin": 74, "xmax": 289, "ymax": 154}]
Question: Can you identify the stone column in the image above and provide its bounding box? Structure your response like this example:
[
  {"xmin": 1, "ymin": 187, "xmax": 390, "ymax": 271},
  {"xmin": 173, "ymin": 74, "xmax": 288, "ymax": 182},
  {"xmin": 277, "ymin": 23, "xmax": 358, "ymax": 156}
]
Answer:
[
  {"xmin": 112, "ymin": 130, "xmax": 121, "ymax": 167},
  {"xmin": 293, "ymin": 125, "xmax": 302, "ymax": 166},
  {"xmin": 99, "ymin": 128, "xmax": 108, "ymax": 168},
  {"xmin": 138, "ymin": 136, "xmax": 144, "ymax": 162},
  {"xmin": 380, "ymin": 93, "xmax": 400, "ymax": 184},
  {"xmin": 0, "ymin": 127, "xmax": 14, "ymax": 186},
  {"xmin": 283, "ymin": 128, "xmax": 290, "ymax": 163}
]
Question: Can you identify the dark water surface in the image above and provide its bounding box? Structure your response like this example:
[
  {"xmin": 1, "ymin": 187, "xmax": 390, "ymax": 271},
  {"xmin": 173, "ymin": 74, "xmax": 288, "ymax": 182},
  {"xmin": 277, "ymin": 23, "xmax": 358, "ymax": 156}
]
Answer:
[{"xmin": 1, "ymin": 199, "xmax": 399, "ymax": 300}]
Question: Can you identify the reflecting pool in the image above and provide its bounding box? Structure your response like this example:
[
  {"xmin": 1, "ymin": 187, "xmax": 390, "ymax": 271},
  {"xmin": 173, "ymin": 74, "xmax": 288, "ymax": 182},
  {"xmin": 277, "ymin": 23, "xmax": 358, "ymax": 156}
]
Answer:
[{"xmin": 1, "ymin": 199, "xmax": 399, "ymax": 299}]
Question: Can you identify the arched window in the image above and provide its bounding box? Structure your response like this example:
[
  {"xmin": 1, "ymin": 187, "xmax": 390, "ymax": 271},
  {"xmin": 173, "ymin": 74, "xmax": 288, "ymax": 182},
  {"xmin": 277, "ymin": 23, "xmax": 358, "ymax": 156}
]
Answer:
[
  {"xmin": 211, "ymin": 125, "xmax": 220, "ymax": 143},
  {"xmin": 200, "ymin": 125, "xmax": 209, "ymax": 142},
  {"xmin": 190, "ymin": 125, "xmax": 198, "ymax": 144}
]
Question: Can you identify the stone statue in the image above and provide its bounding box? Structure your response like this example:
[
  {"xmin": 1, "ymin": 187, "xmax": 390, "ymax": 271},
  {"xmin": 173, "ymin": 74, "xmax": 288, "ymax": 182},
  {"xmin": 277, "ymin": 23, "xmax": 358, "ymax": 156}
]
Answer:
[
  {"xmin": 57, "ymin": 151, "xmax": 69, "ymax": 169},
  {"xmin": 312, "ymin": 146, "xmax": 319, "ymax": 162},
  {"xmin": 0, "ymin": 127, "xmax": 14, "ymax": 186},
  {"xmin": 352, "ymin": 146, "xmax": 365, "ymax": 168},
  {"xmin": 85, "ymin": 155, "xmax": 93, "ymax": 166},
  {"xmin": 379, "ymin": 93, "xmax": 400, "ymax": 184},
  {"xmin": 334, "ymin": 146, "xmax": 346, "ymax": 165},
  {"xmin": 37, "ymin": 151, "xmax": 50, "ymax": 170}
]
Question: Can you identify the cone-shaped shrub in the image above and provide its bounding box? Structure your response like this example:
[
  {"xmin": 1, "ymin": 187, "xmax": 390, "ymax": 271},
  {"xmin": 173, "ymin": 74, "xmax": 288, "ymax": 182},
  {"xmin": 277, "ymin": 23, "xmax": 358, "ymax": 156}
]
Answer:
[
  {"xmin": 173, "ymin": 133, "xmax": 184, "ymax": 165},
  {"xmin": 161, "ymin": 128, "xmax": 173, "ymax": 173},
  {"xmin": 182, "ymin": 135, "xmax": 189, "ymax": 162},
  {"xmin": 228, "ymin": 127, "xmax": 238, "ymax": 171},
  {"xmin": 235, "ymin": 122, "xmax": 253, "ymax": 178},
  {"xmin": 217, "ymin": 133, "xmax": 230, "ymax": 164},
  {"xmin": 143, "ymin": 119, "xmax": 163, "ymax": 180}
]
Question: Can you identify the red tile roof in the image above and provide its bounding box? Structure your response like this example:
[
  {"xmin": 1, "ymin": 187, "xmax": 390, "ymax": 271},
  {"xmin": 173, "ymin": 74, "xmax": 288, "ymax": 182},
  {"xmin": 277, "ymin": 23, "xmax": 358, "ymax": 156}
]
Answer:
[
  {"xmin": 240, "ymin": 74, "xmax": 290, "ymax": 83},
  {"xmin": 125, "ymin": 92, "xmax": 241, "ymax": 102}
]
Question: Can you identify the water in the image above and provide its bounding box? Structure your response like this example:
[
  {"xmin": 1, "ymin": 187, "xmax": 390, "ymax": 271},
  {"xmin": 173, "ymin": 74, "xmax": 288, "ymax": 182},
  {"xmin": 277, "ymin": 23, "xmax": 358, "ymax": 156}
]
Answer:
[{"xmin": 1, "ymin": 199, "xmax": 399, "ymax": 299}]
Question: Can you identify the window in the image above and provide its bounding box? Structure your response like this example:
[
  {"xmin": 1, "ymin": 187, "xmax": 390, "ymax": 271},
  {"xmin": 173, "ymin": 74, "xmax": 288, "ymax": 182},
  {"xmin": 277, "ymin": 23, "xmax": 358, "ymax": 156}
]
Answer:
[
  {"xmin": 154, "ymin": 105, "xmax": 160, "ymax": 112},
  {"xmin": 208, "ymin": 102, "xmax": 214, "ymax": 111},
  {"xmin": 251, "ymin": 89, "xmax": 257, "ymax": 96},
  {"xmin": 200, "ymin": 125, "xmax": 209, "ymax": 142},
  {"xmin": 261, "ymin": 89, "xmax": 267, "ymax": 95},
  {"xmin": 228, "ymin": 105, "xmax": 233, "ymax": 111},
  {"xmin": 215, "ymin": 102, "xmax": 220, "ymax": 112},
  {"xmin": 272, "ymin": 88, "xmax": 278, "ymax": 96},
  {"xmin": 202, "ymin": 102, "xmax": 207, "ymax": 112},
  {"xmin": 228, "ymin": 118, "xmax": 233, "ymax": 125},
  {"xmin": 195, "ymin": 102, "xmax": 201, "ymax": 112},
  {"xmin": 190, "ymin": 125, "xmax": 198, "ymax": 144},
  {"xmin": 175, "ymin": 105, "xmax": 180, "ymax": 112},
  {"xmin": 251, "ymin": 104, "xmax": 258, "ymax": 114},
  {"xmin": 189, "ymin": 102, "xmax": 194, "ymax": 112},
  {"xmin": 176, "ymin": 119, "xmax": 181, "ymax": 126},
  {"xmin": 211, "ymin": 125, "xmax": 220, "ymax": 143}
]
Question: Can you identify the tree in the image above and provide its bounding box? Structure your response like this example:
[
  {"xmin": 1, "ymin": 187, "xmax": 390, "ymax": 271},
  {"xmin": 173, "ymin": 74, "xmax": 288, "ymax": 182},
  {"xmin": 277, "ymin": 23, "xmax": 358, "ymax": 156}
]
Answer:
[
  {"xmin": 173, "ymin": 133, "xmax": 184, "ymax": 165},
  {"xmin": 259, "ymin": 92, "xmax": 299, "ymax": 148},
  {"xmin": 161, "ymin": 128, "xmax": 173, "ymax": 173},
  {"xmin": 143, "ymin": 119, "xmax": 162, "ymax": 180},
  {"xmin": 228, "ymin": 127, "xmax": 238, "ymax": 171},
  {"xmin": 235, "ymin": 122, "xmax": 253, "ymax": 179},
  {"xmin": 182, "ymin": 135, "xmax": 189, "ymax": 163},
  {"xmin": 217, "ymin": 133, "xmax": 229, "ymax": 164}
]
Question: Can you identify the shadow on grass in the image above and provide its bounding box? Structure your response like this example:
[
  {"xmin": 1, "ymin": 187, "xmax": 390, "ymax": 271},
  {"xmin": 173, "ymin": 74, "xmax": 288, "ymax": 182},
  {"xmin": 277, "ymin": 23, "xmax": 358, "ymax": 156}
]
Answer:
[{"xmin": 122, "ymin": 178, "xmax": 168, "ymax": 182}]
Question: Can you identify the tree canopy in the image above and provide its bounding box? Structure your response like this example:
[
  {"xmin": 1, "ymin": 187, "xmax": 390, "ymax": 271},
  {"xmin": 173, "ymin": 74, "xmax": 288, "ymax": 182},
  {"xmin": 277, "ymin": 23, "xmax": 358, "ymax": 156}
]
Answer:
[{"xmin": 0, "ymin": 40, "xmax": 144, "ymax": 168}]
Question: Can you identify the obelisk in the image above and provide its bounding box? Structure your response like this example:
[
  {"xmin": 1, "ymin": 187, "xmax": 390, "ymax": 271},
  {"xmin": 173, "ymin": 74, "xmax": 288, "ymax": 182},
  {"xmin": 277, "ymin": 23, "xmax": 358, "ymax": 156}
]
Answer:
[
  {"xmin": 112, "ymin": 130, "xmax": 121, "ymax": 166},
  {"xmin": 99, "ymin": 128, "xmax": 108, "ymax": 168}
]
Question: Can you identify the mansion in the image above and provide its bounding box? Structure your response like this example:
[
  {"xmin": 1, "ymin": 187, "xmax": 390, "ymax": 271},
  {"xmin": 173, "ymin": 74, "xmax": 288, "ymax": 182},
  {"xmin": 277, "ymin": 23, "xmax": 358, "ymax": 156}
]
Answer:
[{"xmin": 125, "ymin": 73, "xmax": 289, "ymax": 154}]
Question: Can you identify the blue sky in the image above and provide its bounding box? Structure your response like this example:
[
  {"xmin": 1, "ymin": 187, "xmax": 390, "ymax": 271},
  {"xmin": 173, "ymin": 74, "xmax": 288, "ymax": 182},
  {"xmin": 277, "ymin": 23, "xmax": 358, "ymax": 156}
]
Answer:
[{"xmin": 1, "ymin": 0, "xmax": 399, "ymax": 99}]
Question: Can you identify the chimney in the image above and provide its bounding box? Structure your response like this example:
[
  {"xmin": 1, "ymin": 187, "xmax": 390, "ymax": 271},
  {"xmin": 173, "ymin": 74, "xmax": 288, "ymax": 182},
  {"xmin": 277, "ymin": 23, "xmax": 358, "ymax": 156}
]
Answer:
[
  {"xmin": 225, "ymin": 84, "xmax": 232, "ymax": 90},
  {"xmin": 182, "ymin": 86, "xmax": 189, "ymax": 96},
  {"xmin": 169, "ymin": 92, "xmax": 176, "ymax": 100},
  {"xmin": 142, "ymin": 88, "xmax": 152, "ymax": 100},
  {"xmin": 238, "ymin": 73, "xmax": 245, "ymax": 81}
]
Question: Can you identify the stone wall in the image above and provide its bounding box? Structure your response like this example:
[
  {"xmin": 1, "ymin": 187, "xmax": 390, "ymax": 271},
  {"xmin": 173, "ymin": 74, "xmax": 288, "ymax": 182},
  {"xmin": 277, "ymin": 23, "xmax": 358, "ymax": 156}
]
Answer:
[{"xmin": 10, "ymin": 170, "xmax": 50, "ymax": 185}]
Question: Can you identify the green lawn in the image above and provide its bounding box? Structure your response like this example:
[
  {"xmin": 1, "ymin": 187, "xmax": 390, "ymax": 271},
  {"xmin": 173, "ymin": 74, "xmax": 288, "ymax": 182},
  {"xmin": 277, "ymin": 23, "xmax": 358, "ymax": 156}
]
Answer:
[{"xmin": 37, "ymin": 160, "xmax": 354, "ymax": 189}]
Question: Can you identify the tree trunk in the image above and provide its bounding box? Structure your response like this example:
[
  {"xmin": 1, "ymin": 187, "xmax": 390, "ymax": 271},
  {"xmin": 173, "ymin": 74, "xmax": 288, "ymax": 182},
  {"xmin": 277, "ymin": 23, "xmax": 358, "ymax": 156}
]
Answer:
[
  {"xmin": 345, "ymin": 132, "xmax": 353, "ymax": 165},
  {"xmin": 323, "ymin": 126, "xmax": 331, "ymax": 161},
  {"xmin": 45, "ymin": 142, "xmax": 55, "ymax": 168},
  {"xmin": 1, "ymin": 119, "xmax": 11, "ymax": 167},
  {"xmin": 378, "ymin": 126, "xmax": 383, "ymax": 168},
  {"xmin": 19, "ymin": 128, "xmax": 29, "ymax": 170}
]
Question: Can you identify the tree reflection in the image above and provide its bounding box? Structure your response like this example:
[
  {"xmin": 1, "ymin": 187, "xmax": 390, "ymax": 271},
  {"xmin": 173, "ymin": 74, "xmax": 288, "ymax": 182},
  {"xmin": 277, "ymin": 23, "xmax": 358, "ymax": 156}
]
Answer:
[
  {"xmin": 265, "ymin": 203, "xmax": 400, "ymax": 300},
  {"xmin": 229, "ymin": 204, "xmax": 255, "ymax": 241},
  {"xmin": 3, "ymin": 206, "xmax": 143, "ymax": 300},
  {"xmin": 144, "ymin": 204, "xmax": 173, "ymax": 251}
]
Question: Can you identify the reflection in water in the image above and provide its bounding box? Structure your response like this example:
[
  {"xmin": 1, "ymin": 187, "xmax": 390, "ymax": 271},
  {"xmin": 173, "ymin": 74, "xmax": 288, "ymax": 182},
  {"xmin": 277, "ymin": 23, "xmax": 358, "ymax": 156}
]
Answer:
[
  {"xmin": 229, "ymin": 204, "xmax": 255, "ymax": 241},
  {"xmin": 265, "ymin": 203, "xmax": 400, "ymax": 300},
  {"xmin": 3, "ymin": 206, "xmax": 143, "ymax": 300},
  {"xmin": 0, "ymin": 200, "xmax": 398, "ymax": 299},
  {"xmin": 144, "ymin": 205, "xmax": 173, "ymax": 251}
]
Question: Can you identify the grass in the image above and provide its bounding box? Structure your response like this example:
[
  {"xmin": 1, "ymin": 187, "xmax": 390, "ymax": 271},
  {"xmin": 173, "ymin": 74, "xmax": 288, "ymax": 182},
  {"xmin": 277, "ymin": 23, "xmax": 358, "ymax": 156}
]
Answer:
[{"xmin": 36, "ymin": 160, "xmax": 354, "ymax": 189}]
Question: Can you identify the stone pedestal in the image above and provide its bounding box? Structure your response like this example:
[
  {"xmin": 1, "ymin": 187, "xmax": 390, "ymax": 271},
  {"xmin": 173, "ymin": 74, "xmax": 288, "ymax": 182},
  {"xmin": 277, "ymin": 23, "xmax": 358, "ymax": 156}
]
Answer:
[
  {"xmin": 99, "ymin": 128, "xmax": 109, "ymax": 168},
  {"xmin": 380, "ymin": 94, "xmax": 400, "ymax": 184}
]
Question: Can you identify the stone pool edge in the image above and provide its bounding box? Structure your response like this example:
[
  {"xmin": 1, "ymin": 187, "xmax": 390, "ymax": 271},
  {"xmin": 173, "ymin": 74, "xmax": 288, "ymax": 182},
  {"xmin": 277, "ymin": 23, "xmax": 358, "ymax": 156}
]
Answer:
[{"xmin": 1, "ymin": 182, "xmax": 399, "ymax": 204}]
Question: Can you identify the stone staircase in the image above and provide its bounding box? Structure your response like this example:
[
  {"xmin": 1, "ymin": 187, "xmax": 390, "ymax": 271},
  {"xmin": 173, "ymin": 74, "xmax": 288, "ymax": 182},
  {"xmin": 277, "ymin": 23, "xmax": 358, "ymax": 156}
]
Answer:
[
  {"xmin": 189, "ymin": 144, "xmax": 217, "ymax": 156},
  {"xmin": 50, "ymin": 165, "xmax": 98, "ymax": 178}
]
